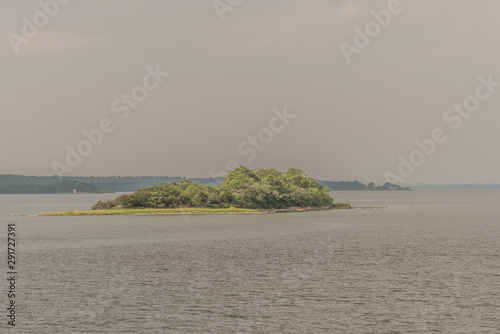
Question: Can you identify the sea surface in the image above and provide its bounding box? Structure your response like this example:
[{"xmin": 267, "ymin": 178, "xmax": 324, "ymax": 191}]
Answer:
[{"xmin": 0, "ymin": 189, "xmax": 499, "ymax": 333}]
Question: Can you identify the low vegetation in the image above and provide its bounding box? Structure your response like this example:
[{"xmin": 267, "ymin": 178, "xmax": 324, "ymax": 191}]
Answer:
[
  {"xmin": 331, "ymin": 202, "xmax": 352, "ymax": 209},
  {"xmin": 92, "ymin": 167, "xmax": 336, "ymax": 210},
  {"xmin": 38, "ymin": 207, "xmax": 258, "ymax": 216}
]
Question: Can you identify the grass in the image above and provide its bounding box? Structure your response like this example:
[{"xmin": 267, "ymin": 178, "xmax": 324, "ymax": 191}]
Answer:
[
  {"xmin": 38, "ymin": 203, "xmax": 351, "ymax": 216},
  {"xmin": 38, "ymin": 207, "xmax": 260, "ymax": 216},
  {"xmin": 331, "ymin": 202, "xmax": 352, "ymax": 209}
]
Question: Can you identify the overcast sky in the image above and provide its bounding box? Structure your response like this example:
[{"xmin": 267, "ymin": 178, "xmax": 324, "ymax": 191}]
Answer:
[{"xmin": 1, "ymin": 0, "xmax": 499, "ymax": 184}]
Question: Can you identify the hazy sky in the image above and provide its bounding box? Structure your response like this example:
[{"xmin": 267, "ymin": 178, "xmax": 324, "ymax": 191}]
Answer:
[{"xmin": 1, "ymin": 0, "xmax": 500, "ymax": 184}]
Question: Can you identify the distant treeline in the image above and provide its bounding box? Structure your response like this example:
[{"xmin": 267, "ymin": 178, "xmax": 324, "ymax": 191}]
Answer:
[
  {"xmin": 0, "ymin": 175, "xmax": 223, "ymax": 192},
  {"xmin": 0, "ymin": 180, "xmax": 106, "ymax": 194},
  {"xmin": 0, "ymin": 175, "xmax": 412, "ymax": 193},
  {"xmin": 317, "ymin": 180, "xmax": 412, "ymax": 191}
]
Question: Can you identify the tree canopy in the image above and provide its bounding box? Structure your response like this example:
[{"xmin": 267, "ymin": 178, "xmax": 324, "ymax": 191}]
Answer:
[{"xmin": 93, "ymin": 167, "xmax": 334, "ymax": 210}]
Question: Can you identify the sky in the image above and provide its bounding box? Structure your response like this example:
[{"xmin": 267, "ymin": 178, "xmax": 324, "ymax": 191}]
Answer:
[{"xmin": 1, "ymin": 0, "xmax": 499, "ymax": 184}]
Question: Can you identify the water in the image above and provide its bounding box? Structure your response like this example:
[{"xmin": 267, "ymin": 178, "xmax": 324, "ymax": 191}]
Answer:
[
  {"xmin": 0, "ymin": 193, "xmax": 124, "ymax": 216},
  {"xmin": 1, "ymin": 190, "xmax": 499, "ymax": 333}
]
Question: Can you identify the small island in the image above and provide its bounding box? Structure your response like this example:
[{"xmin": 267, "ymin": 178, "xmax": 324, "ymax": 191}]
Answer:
[{"xmin": 39, "ymin": 167, "xmax": 351, "ymax": 216}]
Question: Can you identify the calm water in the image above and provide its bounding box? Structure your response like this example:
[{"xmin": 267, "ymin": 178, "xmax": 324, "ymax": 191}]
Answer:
[
  {"xmin": 1, "ymin": 190, "xmax": 499, "ymax": 333},
  {"xmin": 0, "ymin": 193, "xmax": 123, "ymax": 216}
]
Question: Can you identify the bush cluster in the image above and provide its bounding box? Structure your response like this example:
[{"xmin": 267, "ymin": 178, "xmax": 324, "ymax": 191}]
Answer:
[{"xmin": 92, "ymin": 167, "xmax": 334, "ymax": 210}]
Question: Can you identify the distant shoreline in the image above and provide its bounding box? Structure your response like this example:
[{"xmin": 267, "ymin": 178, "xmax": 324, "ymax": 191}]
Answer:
[{"xmin": 0, "ymin": 174, "xmax": 414, "ymax": 193}]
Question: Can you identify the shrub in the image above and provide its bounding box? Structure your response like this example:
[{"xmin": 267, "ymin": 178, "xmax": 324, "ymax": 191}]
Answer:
[
  {"xmin": 92, "ymin": 167, "xmax": 335, "ymax": 210},
  {"xmin": 92, "ymin": 200, "xmax": 117, "ymax": 210}
]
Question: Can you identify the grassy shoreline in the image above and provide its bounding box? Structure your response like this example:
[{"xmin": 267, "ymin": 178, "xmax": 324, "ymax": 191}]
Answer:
[
  {"xmin": 37, "ymin": 203, "xmax": 351, "ymax": 216},
  {"xmin": 37, "ymin": 208, "xmax": 260, "ymax": 216}
]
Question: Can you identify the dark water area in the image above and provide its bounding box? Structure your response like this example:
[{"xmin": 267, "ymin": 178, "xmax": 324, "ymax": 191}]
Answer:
[{"xmin": 1, "ymin": 190, "xmax": 499, "ymax": 333}]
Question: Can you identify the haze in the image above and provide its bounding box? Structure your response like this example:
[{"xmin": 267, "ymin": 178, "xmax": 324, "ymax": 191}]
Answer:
[{"xmin": 1, "ymin": 0, "xmax": 499, "ymax": 184}]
